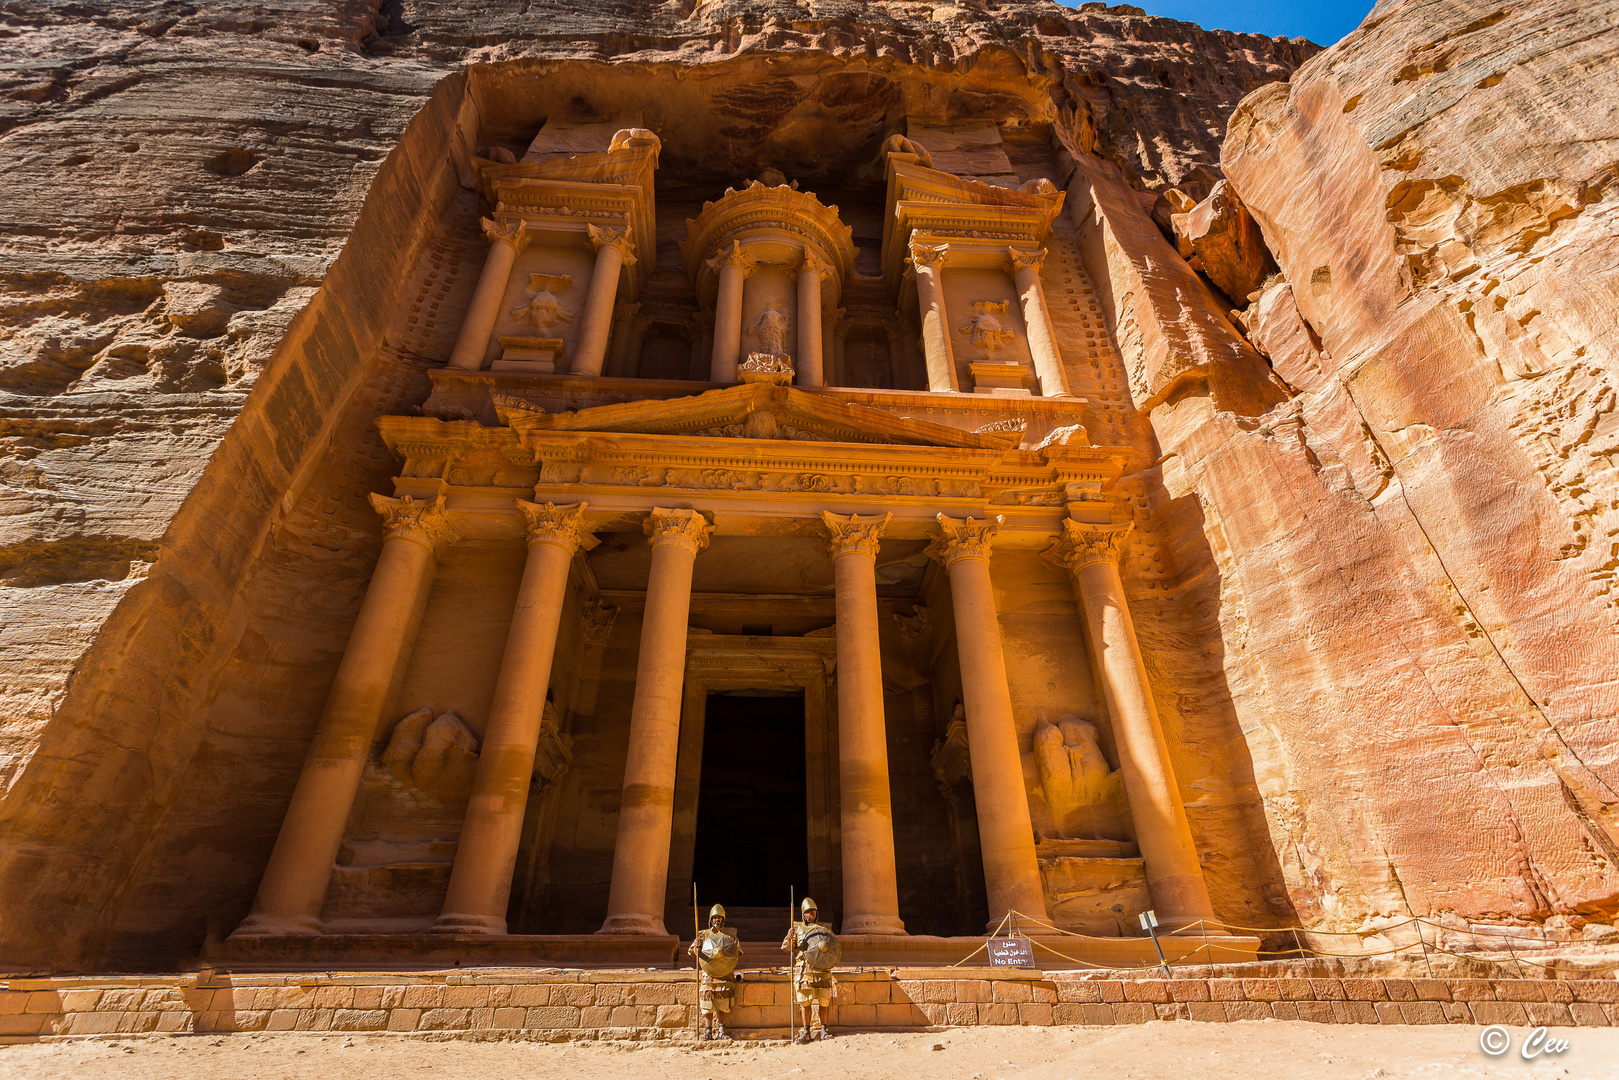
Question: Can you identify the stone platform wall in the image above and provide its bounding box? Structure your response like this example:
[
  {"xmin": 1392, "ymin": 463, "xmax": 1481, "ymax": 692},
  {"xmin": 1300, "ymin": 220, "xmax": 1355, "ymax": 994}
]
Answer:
[{"xmin": 4, "ymin": 969, "xmax": 1616, "ymax": 1041}]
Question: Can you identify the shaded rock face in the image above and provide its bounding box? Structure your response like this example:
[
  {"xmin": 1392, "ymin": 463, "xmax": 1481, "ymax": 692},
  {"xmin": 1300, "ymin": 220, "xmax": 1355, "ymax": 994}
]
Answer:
[
  {"xmin": 1197, "ymin": 0, "xmax": 1619, "ymax": 929},
  {"xmin": 1170, "ymin": 179, "xmax": 1278, "ymax": 305}
]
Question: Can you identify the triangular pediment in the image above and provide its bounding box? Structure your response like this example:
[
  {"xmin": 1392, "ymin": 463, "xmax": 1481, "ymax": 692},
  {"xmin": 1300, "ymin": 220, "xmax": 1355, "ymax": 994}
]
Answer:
[{"xmin": 495, "ymin": 383, "xmax": 1018, "ymax": 450}]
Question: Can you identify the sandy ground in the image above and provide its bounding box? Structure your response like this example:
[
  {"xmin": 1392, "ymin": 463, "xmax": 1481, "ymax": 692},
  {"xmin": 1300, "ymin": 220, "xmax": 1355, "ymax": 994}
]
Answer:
[{"xmin": 2, "ymin": 1023, "xmax": 1617, "ymax": 1080}]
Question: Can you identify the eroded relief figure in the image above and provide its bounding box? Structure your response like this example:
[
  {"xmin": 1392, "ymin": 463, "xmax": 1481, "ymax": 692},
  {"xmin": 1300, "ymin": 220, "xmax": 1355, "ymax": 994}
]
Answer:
[
  {"xmin": 511, "ymin": 273, "xmax": 573, "ymax": 333},
  {"xmin": 753, "ymin": 301, "xmax": 789, "ymax": 358},
  {"xmin": 958, "ymin": 300, "xmax": 1015, "ymax": 353},
  {"xmin": 1023, "ymin": 716, "xmax": 1131, "ymax": 841}
]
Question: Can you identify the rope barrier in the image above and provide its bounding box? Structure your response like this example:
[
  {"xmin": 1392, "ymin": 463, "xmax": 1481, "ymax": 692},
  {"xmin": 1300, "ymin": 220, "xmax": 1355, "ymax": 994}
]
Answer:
[{"xmin": 937, "ymin": 908, "xmax": 1619, "ymax": 976}]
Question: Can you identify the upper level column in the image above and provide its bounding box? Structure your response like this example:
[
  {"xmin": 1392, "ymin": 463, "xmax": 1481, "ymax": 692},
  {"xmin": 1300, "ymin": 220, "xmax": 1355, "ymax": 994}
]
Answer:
[
  {"xmin": 448, "ymin": 218, "xmax": 529, "ymax": 371},
  {"xmin": 1042, "ymin": 520, "xmax": 1217, "ymax": 931},
  {"xmin": 234, "ymin": 495, "xmax": 460, "ymax": 936},
  {"xmin": 1008, "ymin": 247, "xmax": 1073, "ymax": 398},
  {"xmin": 796, "ymin": 250, "xmax": 831, "ymax": 388},
  {"xmin": 570, "ymin": 225, "xmax": 637, "ymax": 378},
  {"xmin": 599, "ymin": 508, "xmax": 713, "ymax": 934},
  {"xmin": 434, "ymin": 501, "xmax": 595, "ymax": 934},
  {"xmin": 909, "ymin": 241, "xmax": 958, "ymax": 392},
  {"xmin": 707, "ymin": 242, "xmax": 756, "ymax": 384},
  {"xmin": 926, "ymin": 513, "xmax": 1048, "ymax": 926},
  {"xmin": 821, "ymin": 511, "xmax": 906, "ymax": 935}
]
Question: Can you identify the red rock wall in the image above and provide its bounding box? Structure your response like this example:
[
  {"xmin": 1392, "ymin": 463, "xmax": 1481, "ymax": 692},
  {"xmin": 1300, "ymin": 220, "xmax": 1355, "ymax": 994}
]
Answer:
[{"xmin": 1192, "ymin": 0, "xmax": 1619, "ymax": 931}]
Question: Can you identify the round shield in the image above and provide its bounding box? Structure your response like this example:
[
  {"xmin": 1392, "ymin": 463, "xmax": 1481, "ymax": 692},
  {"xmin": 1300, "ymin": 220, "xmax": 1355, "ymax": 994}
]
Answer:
[
  {"xmin": 799, "ymin": 925, "xmax": 841, "ymax": 972},
  {"xmin": 697, "ymin": 929, "xmax": 741, "ymax": 978}
]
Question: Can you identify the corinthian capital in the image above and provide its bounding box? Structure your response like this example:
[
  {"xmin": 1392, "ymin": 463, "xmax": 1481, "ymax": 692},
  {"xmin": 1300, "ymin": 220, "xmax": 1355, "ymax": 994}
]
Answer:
[
  {"xmin": 800, "ymin": 248, "xmax": 834, "ymax": 280},
  {"xmin": 369, "ymin": 493, "xmax": 461, "ymax": 553},
  {"xmin": 588, "ymin": 223, "xmax": 637, "ymax": 264},
  {"xmin": 1041, "ymin": 519, "xmax": 1132, "ymax": 573},
  {"xmin": 644, "ymin": 507, "xmax": 713, "ymax": 554},
  {"xmin": 908, "ymin": 241, "xmax": 949, "ymax": 270},
  {"xmin": 1008, "ymin": 246, "xmax": 1047, "ymax": 273},
  {"xmin": 481, "ymin": 215, "xmax": 530, "ymax": 253},
  {"xmin": 820, "ymin": 510, "xmax": 890, "ymax": 561},
  {"xmin": 516, "ymin": 499, "xmax": 594, "ymax": 552},
  {"xmin": 925, "ymin": 512, "xmax": 1003, "ymax": 566},
  {"xmin": 706, "ymin": 239, "xmax": 757, "ymax": 277}
]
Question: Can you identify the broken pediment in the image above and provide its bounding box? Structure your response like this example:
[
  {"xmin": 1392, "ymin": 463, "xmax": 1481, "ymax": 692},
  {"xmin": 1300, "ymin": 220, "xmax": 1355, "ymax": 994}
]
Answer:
[{"xmin": 494, "ymin": 382, "xmax": 1020, "ymax": 450}]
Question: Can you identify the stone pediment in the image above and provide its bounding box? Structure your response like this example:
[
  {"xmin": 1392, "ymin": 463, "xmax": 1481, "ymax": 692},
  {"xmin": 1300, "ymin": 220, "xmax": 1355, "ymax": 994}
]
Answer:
[{"xmin": 495, "ymin": 383, "xmax": 1020, "ymax": 450}]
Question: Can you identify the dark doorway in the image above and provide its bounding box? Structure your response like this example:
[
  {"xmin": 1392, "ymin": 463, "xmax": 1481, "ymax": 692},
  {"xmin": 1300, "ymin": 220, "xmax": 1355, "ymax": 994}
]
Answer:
[{"xmin": 692, "ymin": 691, "xmax": 808, "ymax": 907}]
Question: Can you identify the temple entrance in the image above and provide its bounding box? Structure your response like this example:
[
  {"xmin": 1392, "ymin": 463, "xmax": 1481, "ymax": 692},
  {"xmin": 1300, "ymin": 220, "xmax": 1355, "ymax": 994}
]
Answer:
[{"xmin": 691, "ymin": 691, "xmax": 808, "ymax": 913}]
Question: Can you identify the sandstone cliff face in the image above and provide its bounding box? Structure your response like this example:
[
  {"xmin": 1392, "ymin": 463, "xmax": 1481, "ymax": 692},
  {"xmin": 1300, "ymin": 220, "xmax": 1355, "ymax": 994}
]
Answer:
[
  {"xmin": 1189, "ymin": 0, "xmax": 1619, "ymax": 931},
  {"xmin": 0, "ymin": 1, "xmax": 1311, "ymax": 969}
]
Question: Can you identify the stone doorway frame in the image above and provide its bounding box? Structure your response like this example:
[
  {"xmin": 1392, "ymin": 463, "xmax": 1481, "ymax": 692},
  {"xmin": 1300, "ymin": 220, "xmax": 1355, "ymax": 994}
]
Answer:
[{"xmin": 664, "ymin": 632, "xmax": 841, "ymax": 930}]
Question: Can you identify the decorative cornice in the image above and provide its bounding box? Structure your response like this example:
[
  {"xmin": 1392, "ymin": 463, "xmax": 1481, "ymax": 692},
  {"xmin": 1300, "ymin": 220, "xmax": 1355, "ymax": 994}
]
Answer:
[
  {"xmin": 909, "ymin": 240, "xmax": 949, "ymax": 270},
  {"xmin": 705, "ymin": 239, "xmax": 757, "ymax": 277},
  {"xmin": 1041, "ymin": 519, "xmax": 1133, "ymax": 573},
  {"xmin": 925, "ymin": 512, "xmax": 1003, "ymax": 566},
  {"xmin": 481, "ymin": 215, "xmax": 530, "ymax": 253},
  {"xmin": 819, "ymin": 510, "xmax": 890, "ymax": 561},
  {"xmin": 515, "ymin": 499, "xmax": 593, "ymax": 552},
  {"xmin": 644, "ymin": 507, "xmax": 713, "ymax": 555},
  {"xmin": 369, "ymin": 493, "xmax": 461, "ymax": 554},
  {"xmin": 588, "ymin": 223, "xmax": 637, "ymax": 264},
  {"xmin": 1008, "ymin": 246, "xmax": 1047, "ymax": 273}
]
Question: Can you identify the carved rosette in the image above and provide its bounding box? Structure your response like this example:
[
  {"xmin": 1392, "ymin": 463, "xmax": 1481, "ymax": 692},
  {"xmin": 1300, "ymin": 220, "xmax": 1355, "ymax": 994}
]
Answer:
[
  {"xmin": 588, "ymin": 223, "xmax": 637, "ymax": 265},
  {"xmin": 820, "ymin": 510, "xmax": 890, "ymax": 562},
  {"xmin": 1040, "ymin": 520, "xmax": 1133, "ymax": 573},
  {"xmin": 644, "ymin": 507, "xmax": 714, "ymax": 554},
  {"xmin": 581, "ymin": 600, "xmax": 619, "ymax": 646},
  {"xmin": 705, "ymin": 239, "xmax": 757, "ymax": 277},
  {"xmin": 908, "ymin": 241, "xmax": 949, "ymax": 271},
  {"xmin": 369, "ymin": 493, "xmax": 461, "ymax": 554},
  {"xmin": 516, "ymin": 499, "xmax": 593, "ymax": 552},
  {"xmin": 1008, "ymin": 246, "xmax": 1047, "ymax": 274},
  {"xmin": 481, "ymin": 215, "xmax": 530, "ymax": 253},
  {"xmin": 925, "ymin": 512, "xmax": 1003, "ymax": 566}
]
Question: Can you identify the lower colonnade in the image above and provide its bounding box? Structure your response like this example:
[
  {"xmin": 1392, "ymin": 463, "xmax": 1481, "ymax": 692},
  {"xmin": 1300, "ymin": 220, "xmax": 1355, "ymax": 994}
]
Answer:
[{"xmin": 230, "ymin": 494, "xmax": 1220, "ymax": 955}]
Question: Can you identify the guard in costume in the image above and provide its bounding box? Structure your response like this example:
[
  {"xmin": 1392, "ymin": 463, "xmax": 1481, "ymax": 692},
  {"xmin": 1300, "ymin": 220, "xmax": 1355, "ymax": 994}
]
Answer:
[
  {"xmin": 689, "ymin": 903, "xmax": 742, "ymax": 1040},
  {"xmin": 780, "ymin": 896, "xmax": 840, "ymax": 1042}
]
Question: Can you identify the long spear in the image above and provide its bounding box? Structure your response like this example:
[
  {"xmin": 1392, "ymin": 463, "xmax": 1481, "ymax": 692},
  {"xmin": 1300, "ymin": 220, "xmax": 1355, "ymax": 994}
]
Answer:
[
  {"xmin": 693, "ymin": 882, "xmax": 701, "ymax": 1037},
  {"xmin": 788, "ymin": 886, "xmax": 796, "ymax": 1045}
]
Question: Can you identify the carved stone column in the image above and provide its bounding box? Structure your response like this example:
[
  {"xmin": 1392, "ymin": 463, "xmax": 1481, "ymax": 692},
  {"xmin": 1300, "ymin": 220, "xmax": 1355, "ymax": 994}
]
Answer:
[
  {"xmin": 829, "ymin": 308, "xmax": 850, "ymax": 388},
  {"xmin": 1009, "ymin": 247, "xmax": 1072, "ymax": 398},
  {"xmin": 708, "ymin": 242, "xmax": 755, "ymax": 384},
  {"xmin": 909, "ymin": 241, "xmax": 958, "ymax": 392},
  {"xmin": 434, "ymin": 502, "xmax": 594, "ymax": 934},
  {"xmin": 687, "ymin": 308, "xmax": 714, "ymax": 381},
  {"xmin": 233, "ymin": 495, "xmax": 459, "ymax": 936},
  {"xmin": 628, "ymin": 312, "xmax": 654, "ymax": 380},
  {"xmin": 821, "ymin": 511, "xmax": 906, "ymax": 935},
  {"xmin": 606, "ymin": 301, "xmax": 641, "ymax": 379},
  {"xmin": 796, "ymin": 250, "xmax": 831, "ymax": 388},
  {"xmin": 883, "ymin": 315, "xmax": 923, "ymax": 391},
  {"xmin": 448, "ymin": 218, "xmax": 529, "ymax": 370},
  {"xmin": 926, "ymin": 513, "xmax": 1049, "ymax": 925},
  {"xmin": 571, "ymin": 225, "xmax": 637, "ymax": 377},
  {"xmin": 599, "ymin": 508, "xmax": 713, "ymax": 934},
  {"xmin": 1043, "ymin": 520, "xmax": 1217, "ymax": 930}
]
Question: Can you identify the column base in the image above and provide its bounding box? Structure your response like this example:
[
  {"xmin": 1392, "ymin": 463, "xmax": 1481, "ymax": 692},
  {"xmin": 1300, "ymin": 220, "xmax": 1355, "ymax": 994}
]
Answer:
[
  {"xmin": 839, "ymin": 914, "xmax": 908, "ymax": 936},
  {"xmin": 229, "ymin": 912, "xmax": 323, "ymax": 938},
  {"xmin": 430, "ymin": 912, "xmax": 508, "ymax": 935},
  {"xmin": 595, "ymin": 913, "xmax": 669, "ymax": 936}
]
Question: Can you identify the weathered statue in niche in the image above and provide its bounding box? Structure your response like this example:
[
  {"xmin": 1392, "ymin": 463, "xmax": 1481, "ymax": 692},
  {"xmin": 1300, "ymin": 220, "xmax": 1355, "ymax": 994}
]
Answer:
[
  {"xmin": 752, "ymin": 301, "xmax": 789, "ymax": 358},
  {"xmin": 511, "ymin": 273, "xmax": 574, "ymax": 334},
  {"xmin": 958, "ymin": 300, "xmax": 1015, "ymax": 354},
  {"xmin": 1022, "ymin": 716, "xmax": 1131, "ymax": 842}
]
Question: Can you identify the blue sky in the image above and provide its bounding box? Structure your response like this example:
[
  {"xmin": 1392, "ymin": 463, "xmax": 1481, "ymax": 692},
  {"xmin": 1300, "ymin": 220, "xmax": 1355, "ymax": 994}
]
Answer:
[{"xmin": 1072, "ymin": 0, "xmax": 1378, "ymax": 46}]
